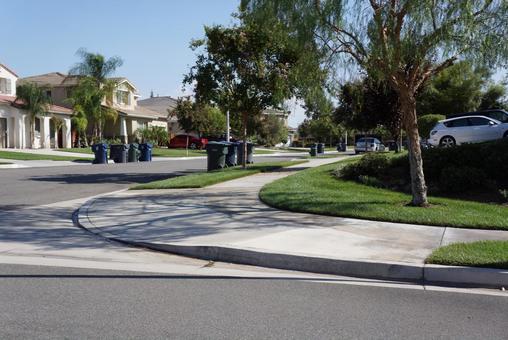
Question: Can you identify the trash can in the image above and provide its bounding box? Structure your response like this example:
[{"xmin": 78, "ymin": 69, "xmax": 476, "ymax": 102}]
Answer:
[
  {"xmin": 109, "ymin": 144, "xmax": 128, "ymax": 163},
  {"xmin": 138, "ymin": 143, "xmax": 153, "ymax": 162},
  {"xmin": 317, "ymin": 143, "xmax": 325, "ymax": 154},
  {"xmin": 337, "ymin": 142, "xmax": 347, "ymax": 152},
  {"xmin": 206, "ymin": 141, "xmax": 228, "ymax": 171},
  {"xmin": 224, "ymin": 142, "xmax": 238, "ymax": 167},
  {"xmin": 309, "ymin": 144, "xmax": 317, "ymax": 157},
  {"xmin": 237, "ymin": 142, "xmax": 254, "ymax": 164},
  {"xmin": 128, "ymin": 143, "xmax": 140, "ymax": 162},
  {"xmin": 91, "ymin": 143, "xmax": 108, "ymax": 164}
]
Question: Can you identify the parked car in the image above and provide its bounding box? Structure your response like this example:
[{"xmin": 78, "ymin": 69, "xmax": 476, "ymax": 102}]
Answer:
[
  {"xmin": 354, "ymin": 137, "xmax": 385, "ymax": 154},
  {"xmin": 168, "ymin": 134, "xmax": 208, "ymax": 149},
  {"xmin": 447, "ymin": 109, "xmax": 508, "ymax": 123},
  {"xmin": 428, "ymin": 115, "xmax": 508, "ymax": 147}
]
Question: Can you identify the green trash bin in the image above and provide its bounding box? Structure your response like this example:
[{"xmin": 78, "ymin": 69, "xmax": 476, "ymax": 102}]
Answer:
[
  {"xmin": 128, "ymin": 143, "xmax": 140, "ymax": 162},
  {"xmin": 206, "ymin": 141, "xmax": 228, "ymax": 171}
]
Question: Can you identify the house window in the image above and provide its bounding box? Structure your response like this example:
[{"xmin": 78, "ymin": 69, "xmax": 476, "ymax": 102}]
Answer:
[
  {"xmin": 46, "ymin": 90, "xmax": 52, "ymax": 98},
  {"xmin": 0, "ymin": 78, "xmax": 12, "ymax": 95},
  {"xmin": 116, "ymin": 90, "xmax": 130, "ymax": 105}
]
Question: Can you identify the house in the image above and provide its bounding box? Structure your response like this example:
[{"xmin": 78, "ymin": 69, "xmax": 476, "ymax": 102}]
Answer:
[
  {"xmin": 137, "ymin": 96, "xmax": 182, "ymax": 138},
  {"xmin": 0, "ymin": 64, "xmax": 73, "ymax": 149},
  {"xmin": 19, "ymin": 73, "xmax": 167, "ymax": 144}
]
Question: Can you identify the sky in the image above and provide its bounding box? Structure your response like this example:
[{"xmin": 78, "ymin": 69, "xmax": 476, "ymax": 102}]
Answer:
[
  {"xmin": 3, "ymin": 1, "xmax": 506, "ymax": 128},
  {"xmin": 2, "ymin": 0, "xmax": 307, "ymax": 127}
]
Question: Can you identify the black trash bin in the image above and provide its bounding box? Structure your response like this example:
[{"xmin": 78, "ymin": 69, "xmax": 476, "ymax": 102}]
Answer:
[
  {"xmin": 91, "ymin": 143, "xmax": 108, "ymax": 164},
  {"xmin": 139, "ymin": 143, "xmax": 153, "ymax": 162},
  {"xmin": 309, "ymin": 144, "xmax": 317, "ymax": 157},
  {"xmin": 317, "ymin": 143, "xmax": 325, "ymax": 154},
  {"xmin": 237, "ymin": 142, "xmax": 254, "ymax": 165},
  {"xmin": 109, "ymin": 144, "xmax": 128, "ymax": 163},
  {"xmin": 337, "ymin": 142, "xmax": 347, "ymax": 152},
  {"xmin": 224, "ymin": 142, "xmax": 238, "ymax": 167},
  {"xmin": 206, "ymin": 141, "xmax": 228, "ymax": 171},
  {"xmin": 128, "ymin": 143, "xmax": 140, "ymax": 162}
]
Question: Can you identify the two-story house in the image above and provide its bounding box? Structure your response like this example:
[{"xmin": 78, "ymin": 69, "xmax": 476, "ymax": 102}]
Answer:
[
  {"xmin": 0, "ymin": 64, "xmax": 73, "ymax": 149},
  {"xmin": 19, "ymin": 73, "xmax": 168, "ymax": 144}
]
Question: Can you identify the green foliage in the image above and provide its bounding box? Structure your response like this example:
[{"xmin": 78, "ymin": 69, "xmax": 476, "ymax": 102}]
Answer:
[
  {"xmin": 335, "ymin": 77, "xmax": 401, "ymax": 138},
  {"xmin": 340, "ymin": 139, "xmax": 508, "ymax": 196},
  {"xmin": 479, "ymin": 83, "xmax": 507, "ymax": 111},
  {"xmin": 185, "ymin": 22, "xmax": 319, "ymax": 144},
  {"xmin": 15, "ymin": 82, "xmax": 52, "ymax": 147},
  {"xmin": 137, "ymin": 126, "xmax": 168, "ymax": 146},
  {"xmin": 417, "ymin": 62, "xmax": 488, "ymax": 116},
  {"xmin": 256, "ymin": 114, "xmax": 288, "ymax": 146},
  {"xmin": 172, "ymin": 98, "xmax": 226, "ymax": 137},
  {"xmin": 68, "ymin": 49, "xmax": 123, "ymax": 140},
  {"xmin": 438, "ymin": 166, "xmax": 488, "ymax": 194},
  {"xmin": 417, "ymin": 114, "xmax": 446, "ymax": 139}
]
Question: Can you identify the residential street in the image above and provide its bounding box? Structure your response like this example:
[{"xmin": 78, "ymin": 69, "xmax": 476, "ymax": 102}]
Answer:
[
  {"xmin": 1, "ymin": 264, "xmax": 507, "ymax": 339},
  {"xmin": 1, "ymin": 158, "xmax": 507, "ymax": 338}
]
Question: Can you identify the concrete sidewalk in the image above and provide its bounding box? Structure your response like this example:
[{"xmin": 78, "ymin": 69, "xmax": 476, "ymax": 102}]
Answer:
[{"xmin": 78, "ymin": 157, "xmax": 508, "ymax": 286}]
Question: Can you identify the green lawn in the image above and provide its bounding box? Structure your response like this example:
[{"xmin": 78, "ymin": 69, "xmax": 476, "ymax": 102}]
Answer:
[
  {"xmin": 131, "ymin": 160, "xmax": 307, "ymax": 190},
  {"xmin": 259, "ymin": 159, "xmax": 508, "ymax": 230},
  {"xmin": 59, "ymin": 147, "xmax": 275, "ymax": 157},
  {"xmin": 0, "ymin": 150, "xmax": 91, "ymax": 162},
  {"xmin": 426, "ymin": 241, "xmax": 508, "ymax": 269}
]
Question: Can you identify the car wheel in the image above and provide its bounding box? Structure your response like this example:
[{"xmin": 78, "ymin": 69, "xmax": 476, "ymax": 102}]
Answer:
[
  {"xmin": 189, "ymin": 143, "xmax": 197, "ymax": 150},
  {"xmin": 439, "ymin": 136, "xmax": 456, "ymax": 148}
]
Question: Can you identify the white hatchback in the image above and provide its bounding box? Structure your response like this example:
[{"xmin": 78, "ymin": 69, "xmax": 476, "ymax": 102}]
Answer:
[
  {"xmin": 354, "ymin": 137, "xmax": 385, "ymax": 154},
  {"xmin": 428, "ymin": 115, "xmax": 508, "ymax": 147}
]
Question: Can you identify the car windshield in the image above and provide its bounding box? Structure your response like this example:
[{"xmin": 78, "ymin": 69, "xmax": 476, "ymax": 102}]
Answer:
[
  {"xmin": 486, "ymin": 111, "xmax": 508, "ymax": 123},
  {"xmin": 358, "ymin": 138, "xmax": 374, "ymax": 143}
]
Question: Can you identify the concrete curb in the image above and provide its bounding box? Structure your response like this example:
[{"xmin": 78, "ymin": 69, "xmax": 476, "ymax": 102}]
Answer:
[{"xmin": 77, "ymin": 195, "xmax": 507, "ymax": 287}]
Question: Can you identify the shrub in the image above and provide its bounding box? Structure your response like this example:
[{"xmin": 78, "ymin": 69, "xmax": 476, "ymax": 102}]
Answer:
[
  {"xmin": 339, "ymin": 153, "xmax": 391, "ymax": 180},
  {"xmin": 418, "ymin": 114, "xmax": 445, "ymax": 139},
  {"xmin": 438, "ymin": 166, "xmax": 488, "ymax": 193},
  {"xmin": 137, "ymin": 126, "xmax": 169, "ymax": 146}
]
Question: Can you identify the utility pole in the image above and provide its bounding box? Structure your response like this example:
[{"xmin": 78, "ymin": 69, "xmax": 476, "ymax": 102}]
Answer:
[{"xmin": 226, "ymin": 110, "xmax": 230, "ymax": 141}]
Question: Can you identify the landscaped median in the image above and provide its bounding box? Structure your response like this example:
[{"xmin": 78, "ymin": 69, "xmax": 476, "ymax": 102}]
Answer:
[
  {"xmin": 0, "ymin": 150, "xmax": 91, "ymax": 162},
  {"xmin": 131, "ymin": 160, "xmax": 308, "ymax": 190}
]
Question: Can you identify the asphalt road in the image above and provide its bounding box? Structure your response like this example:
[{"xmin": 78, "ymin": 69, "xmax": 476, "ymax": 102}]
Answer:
[
  {"xmin": 0, "ymin": 156, "xmax": 295, "ymax": 208},
  {"xmin": 1, "ymin": 264, "xmax": 507, "ymax": 340}
]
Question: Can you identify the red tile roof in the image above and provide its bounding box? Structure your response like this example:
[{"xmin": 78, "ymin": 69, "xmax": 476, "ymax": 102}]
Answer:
[{"xmin": 0, "ymin": 94, "xmax": 73, "ymax": 114}]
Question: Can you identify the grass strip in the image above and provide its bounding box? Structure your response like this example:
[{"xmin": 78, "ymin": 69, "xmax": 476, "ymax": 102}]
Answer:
[
  {"xmin": 259, "ymin": 158, "xmax": 508, "ymax": 230},
  {"xmin": 426, "ymin": 241, "xmax": 508, "ymax": 269},
  {"xmin": 0, "ymin": 150, "xmax": 91, "ymax": 162},
  {"xmin": 131, "ymin": 160, "xmax": 307, "ymax": 190}
]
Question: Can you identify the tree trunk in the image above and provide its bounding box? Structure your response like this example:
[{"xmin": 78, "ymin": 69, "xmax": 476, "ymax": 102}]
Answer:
[
  {"xmin": 242, "ymin": 112, "xmax": 248, "ymax": 169},
  {"xmin": 400, "ymin": 91, "xmax": 428, "ymax": 207}
]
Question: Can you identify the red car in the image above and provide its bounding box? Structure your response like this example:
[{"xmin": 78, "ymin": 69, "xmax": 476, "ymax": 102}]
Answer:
[{"xmin": 168, "ymin": 134, "xmax": 208, "ymax": 149}]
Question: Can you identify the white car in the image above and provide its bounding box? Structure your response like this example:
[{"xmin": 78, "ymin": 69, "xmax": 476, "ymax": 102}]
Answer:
[
  {"xmin": 354, "ymin": 137, "xmax": 385, "ymax": 154},
  {"xmin": 428, "ymin": 115, "xmax": 508, "ymax": 147}
]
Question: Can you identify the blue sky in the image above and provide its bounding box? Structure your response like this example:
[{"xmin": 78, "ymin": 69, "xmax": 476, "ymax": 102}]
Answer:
[{"xmin": 2, "ymin": 0, "xmax": 307, "ymax": 127}]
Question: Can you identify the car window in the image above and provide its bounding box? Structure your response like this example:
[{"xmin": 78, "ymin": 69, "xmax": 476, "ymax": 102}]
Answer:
[
  {"xmin": 468, "ymin": 117, "xmax": 491, "ymax": 126},
  {"xmin": 445, "ymin": 118, "xmax": 469, "ymax": 127},
  {"xmin": 485, "ymin": 111, "xmax": 508, "ymax": 123}
]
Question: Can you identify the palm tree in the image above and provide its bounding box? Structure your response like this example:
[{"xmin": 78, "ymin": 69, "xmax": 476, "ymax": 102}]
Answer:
[
  {"xmin": 16, "ymin": 83, "xmax": 51, "ymax": 148},
  {"xmin": 68, "ymin": 49, "xmax": 122, "ymax": 140}
]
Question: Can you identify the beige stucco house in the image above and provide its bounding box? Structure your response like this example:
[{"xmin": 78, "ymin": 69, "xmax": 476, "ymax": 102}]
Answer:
[
  {"xmin": 0, "ymin": 64, "xmax": 73, "ymax": 149},
  {"xmin": 19, "ymin": 73, "xmax": 167, "ymax": 144}
]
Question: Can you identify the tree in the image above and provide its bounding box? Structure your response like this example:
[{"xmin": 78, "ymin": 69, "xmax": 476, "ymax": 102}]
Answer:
[
  {"xmin": 184, "ymin": 22, "xmax": 315, "ymax": 168},
  {"xmin": 242, "ymin": 0, "xmax": 508, "ymax": 206},
  {"xmin": 71, "ymin": 107, "xmax": 88, "ymax": 147},
  {"xmin": 69, "ymin": 49, "xmax": 122, "ymax": 140},
  {"xmin": 308, "ymin": 114, "xmax": 343, "ymax": 146},
  {"xmin": 173, "ymin": 98, "xmax": 226, "ymax": 137},
  {"xmin": 16, "ymin": 83, "xmax": 51, "ymax": 148},
  {"xmin": 479, "ymin": 83, "xmax": 507, "ymax": 110},
  {"xmin": 417, "ymin": 61, "xmax": 488, "ymax": 116},
  {"xmin": 256, "ymin": 114, "xmax": 288, "ymax": 146}
]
